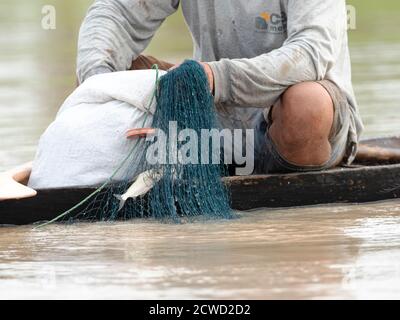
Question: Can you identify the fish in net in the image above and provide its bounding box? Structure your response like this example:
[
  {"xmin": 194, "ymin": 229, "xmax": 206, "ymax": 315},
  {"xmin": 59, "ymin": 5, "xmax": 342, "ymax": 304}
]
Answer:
[{"xmin": 38, "ymin": 60, "xmax": 233, "ymax": 226}]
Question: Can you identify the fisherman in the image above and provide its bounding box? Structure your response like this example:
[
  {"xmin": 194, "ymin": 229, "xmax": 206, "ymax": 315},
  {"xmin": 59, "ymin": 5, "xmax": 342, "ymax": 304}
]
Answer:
[{"xmin": 77, "ymin": 0, "xmax": 363, "ymax": 174}]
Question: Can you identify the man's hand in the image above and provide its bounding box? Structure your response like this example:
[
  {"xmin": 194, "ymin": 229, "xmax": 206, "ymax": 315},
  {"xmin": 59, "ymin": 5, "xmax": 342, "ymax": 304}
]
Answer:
[
  {"xmin": 126, "ymin": 128, "xmax": 155, "ymax": 139},
  {"xmin": 170, "ymin": 61, "xmax": 215, "ymax": 94},
  {"xmin": 199, "ymin": 62, "xmax": 215, "ymax": 94},
  {"xmin": 130, "ymin": 55, "xmax": 175, "ymax": 71}
]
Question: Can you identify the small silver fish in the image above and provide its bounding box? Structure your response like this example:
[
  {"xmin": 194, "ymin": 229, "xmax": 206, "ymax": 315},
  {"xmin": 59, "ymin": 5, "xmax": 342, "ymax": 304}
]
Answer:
[{"xmin": 114, "ymin": 170, "xmax": 161, "ymax": 211}]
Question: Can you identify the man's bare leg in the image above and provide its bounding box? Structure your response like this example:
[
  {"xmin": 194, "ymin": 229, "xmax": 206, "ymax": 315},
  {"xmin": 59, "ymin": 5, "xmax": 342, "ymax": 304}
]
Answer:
[{"xmin": 269, "ymin": 81, "xmax": 335, "ymax": 166}]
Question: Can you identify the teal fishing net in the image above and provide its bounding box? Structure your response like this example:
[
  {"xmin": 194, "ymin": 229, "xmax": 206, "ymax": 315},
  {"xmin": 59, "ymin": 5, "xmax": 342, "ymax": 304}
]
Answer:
[{"xmin": 40, "ymin": 60, "xmax": 233, "ymax": 225}]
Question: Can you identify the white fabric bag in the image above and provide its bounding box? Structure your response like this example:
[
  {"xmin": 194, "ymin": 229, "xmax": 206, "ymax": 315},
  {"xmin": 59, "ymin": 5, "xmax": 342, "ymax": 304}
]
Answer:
[{"xmin": 28, "ymin": 70, "xmax": 166, "ymax": 189}]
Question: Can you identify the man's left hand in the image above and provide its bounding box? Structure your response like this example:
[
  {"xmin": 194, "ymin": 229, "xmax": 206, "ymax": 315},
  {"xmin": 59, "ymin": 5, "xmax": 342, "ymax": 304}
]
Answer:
[
  {"xmin": 170, "ymin": 61, "xmax": 214, "ymax": 94},
  {"xmin": 199, "ymin": 62, "xmax": 215, "ymax": 94}
]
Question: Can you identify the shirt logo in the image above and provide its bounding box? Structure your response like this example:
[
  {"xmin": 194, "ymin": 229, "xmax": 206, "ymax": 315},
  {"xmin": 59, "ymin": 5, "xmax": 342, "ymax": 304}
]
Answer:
[{"xmin": 255, "ymin": 11, "xmax": 287, "ymax": 34}]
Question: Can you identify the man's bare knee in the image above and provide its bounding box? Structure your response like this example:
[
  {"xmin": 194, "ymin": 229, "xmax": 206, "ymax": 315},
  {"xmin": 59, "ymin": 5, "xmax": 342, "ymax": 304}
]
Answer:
[{"xmin": 270, "ymin": 82, "xmax": 334, "ymax": 166}]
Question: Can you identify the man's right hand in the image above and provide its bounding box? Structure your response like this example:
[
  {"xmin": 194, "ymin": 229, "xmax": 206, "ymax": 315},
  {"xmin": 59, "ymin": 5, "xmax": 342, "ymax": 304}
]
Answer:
[{"xmin": 130, "ymin": 55, "xmax": 174, "ymax": 71}]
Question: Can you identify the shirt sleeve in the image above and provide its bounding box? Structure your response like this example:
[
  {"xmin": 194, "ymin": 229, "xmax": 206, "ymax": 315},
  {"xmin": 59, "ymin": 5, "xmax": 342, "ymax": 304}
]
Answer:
[
  {"xmin": 77, "ymin": 0, "xmax": 180, "ymax": 83},
  {"xmin": 207, "ymin": 0, "xmax": 347, "ymax": 108}
]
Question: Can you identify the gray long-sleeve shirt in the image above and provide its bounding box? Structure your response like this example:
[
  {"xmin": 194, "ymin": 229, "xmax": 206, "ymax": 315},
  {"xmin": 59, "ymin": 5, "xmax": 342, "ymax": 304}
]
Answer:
[{"xmin": 77, "ymin": 0, "xmax": 363, "ymax": 151}]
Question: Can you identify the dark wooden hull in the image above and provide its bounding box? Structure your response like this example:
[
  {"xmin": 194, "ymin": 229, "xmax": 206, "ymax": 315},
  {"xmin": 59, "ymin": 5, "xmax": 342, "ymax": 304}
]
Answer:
[
  {"xmin": 229, "ymin": 164, "xmax": 400, "ymax": 210},
  {"xmin": 1, "ymin": 137, "xmax": 400, "ymax": 225}
]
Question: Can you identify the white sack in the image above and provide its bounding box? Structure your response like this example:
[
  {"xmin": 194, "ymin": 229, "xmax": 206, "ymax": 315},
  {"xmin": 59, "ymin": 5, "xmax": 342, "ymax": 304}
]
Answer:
[{"xmin": 28, "ymin": 70, "xmax": 166, "ymax": 189}]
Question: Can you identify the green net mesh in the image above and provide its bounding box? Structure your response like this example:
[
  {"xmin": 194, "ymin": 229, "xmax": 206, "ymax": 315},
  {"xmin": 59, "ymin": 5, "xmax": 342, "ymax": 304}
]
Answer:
[{"xmin": 39, "ymin": 60, "xmax": 233, "ymax": 226}]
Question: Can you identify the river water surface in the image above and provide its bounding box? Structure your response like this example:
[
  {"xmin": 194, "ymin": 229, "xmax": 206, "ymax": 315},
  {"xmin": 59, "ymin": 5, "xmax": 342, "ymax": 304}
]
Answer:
[{"xmin": 0, "ymin": 0, "xmax": 400, "ymax": 299}]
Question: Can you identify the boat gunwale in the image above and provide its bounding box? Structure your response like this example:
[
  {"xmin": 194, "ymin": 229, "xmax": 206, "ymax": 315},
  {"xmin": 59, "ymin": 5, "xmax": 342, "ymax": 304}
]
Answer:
[{"xmin": 25, "ymin": 161, "xmax": 400, "ymax": 193}]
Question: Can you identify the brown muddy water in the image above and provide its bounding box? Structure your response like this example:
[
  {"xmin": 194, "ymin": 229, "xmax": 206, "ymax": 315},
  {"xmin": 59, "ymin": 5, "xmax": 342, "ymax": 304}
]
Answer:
[{"xmin": 0, "ymin": 1, "xmax": 400, "ymax": 299}]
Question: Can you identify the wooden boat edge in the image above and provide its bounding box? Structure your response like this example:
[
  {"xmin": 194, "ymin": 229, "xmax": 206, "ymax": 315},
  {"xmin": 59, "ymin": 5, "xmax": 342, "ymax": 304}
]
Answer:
[{"xmin": 1, "ymin": 136, "xmax": 400, "ymax": 225}]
